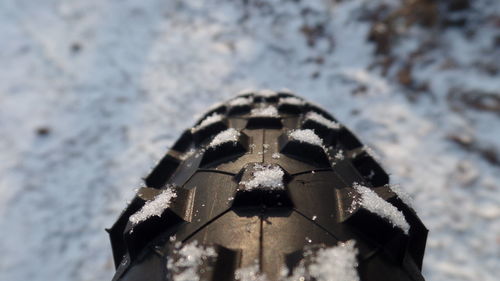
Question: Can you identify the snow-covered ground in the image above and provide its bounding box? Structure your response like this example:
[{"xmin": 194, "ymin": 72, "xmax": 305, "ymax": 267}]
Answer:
[{"xmin": 0, "ymin": 0, "xmax": 498, "ymax": 280}]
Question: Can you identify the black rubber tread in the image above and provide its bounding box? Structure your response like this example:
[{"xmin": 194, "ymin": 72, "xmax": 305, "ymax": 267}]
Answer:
[{"xmin": 109, "ymin": 91, "xmax": 427, "ymax": 281}]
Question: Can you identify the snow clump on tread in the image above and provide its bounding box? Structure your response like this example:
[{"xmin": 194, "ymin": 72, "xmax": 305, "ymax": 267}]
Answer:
[
  {"xmin": 129, "ymin": 187, "xmax": 177, "ymax": 225},
  {"xmin": 191, "ymin": 113, "xmax": 224, "ymax": 133},
  {"xmin": 167, "ymin": 241, "xmax": 217, "ymax": 281},
  {"xmin": 282, "ymin": 240, "xmax": 359, "ymax": 281},
  {"xmin": 335, "ymin": 150, "xmax": 344, "ymax": 160},
  {"xmin": 180, "ymin": 149, "xmax": 196, "ymax": 160},
  {"xmin": 208, "ymin": 128, "xmax": 240, "ymax": 147},
  {"xmin": 305, "ymin": 111, "xmax": 341, "ymax": 129},
  {"xmin": 353, "ymin": 183, "xmax": 410, "ymax": 234},
  {"xmin": 256, "ymin": 89, "xmax": 277, "ymax": 97},
  {"xmin": 289, "ymin": 129, "xmax": 324, "ymax": 147},
  {"xmin": 229, "ymin": 96, "xmax": 253, "ymax": 107},
  {"xmin": 251, "ymin": 105, "xmax": 279, "ymax": 117},
  {"xmin": 240, "ymin": 164, "xmax": 285, "ymax": 190},
  {"xmin": 278, "ymin": 96, "xmax": 305, "ymax": 106},
  {"xmin": 309, "ymin": 240, "xmax": 359, "ymax": 281},
  {"xmin": 235, "ymin": 263, "xmax": 268, "ymax": 281},
  {"xmin": 387, "ymin": 184, "xmax": 414, "ymax": 208}
]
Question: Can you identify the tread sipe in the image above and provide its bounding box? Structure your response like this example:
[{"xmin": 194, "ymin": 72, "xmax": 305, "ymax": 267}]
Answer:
[{"xmin": 108, "ymin": 90, "xmax": 427, "ymax": 281}]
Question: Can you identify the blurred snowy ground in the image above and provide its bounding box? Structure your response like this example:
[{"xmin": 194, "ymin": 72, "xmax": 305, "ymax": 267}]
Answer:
[{"xmin": 0, "ymin": 0, "xmax": 499, "ymax": 280}]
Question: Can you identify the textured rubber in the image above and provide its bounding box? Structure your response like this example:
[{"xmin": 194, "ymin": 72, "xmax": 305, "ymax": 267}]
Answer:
[{"xmin": 108, "ymin": 90, "xmax": 427, "ymax": 281}]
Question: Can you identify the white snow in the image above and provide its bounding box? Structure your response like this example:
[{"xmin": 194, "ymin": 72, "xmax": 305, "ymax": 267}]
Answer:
[
  {"xmin": 167, "ymin": 241, "xmax": 217, "ymax": 281},
  {"xmin": 305, "ymin": 111, "xmax": 341, "ymax": 129},
  {"xmin": 240, "ymin": 164, "xmax": 285, "ymax": 190},
  {"xmin": 251, "ymin": 105, "xmax": 279, "ymax": 117},
  {"xmin": 272, "ymin": 153, "xmax": 281, "ymax": 159},
  {"xmin": 353, "ymin": 183, "xmax": 410, "ymax": 234},
  {"xmin": 208, "ymin": 128, "xmax": 240, "ymax": 147},
  {"xmin": 282, "ymin": 240, "xmax": 359, "ymax": 281},
  {"xmin": 362, "ymin": 146, "xmax": 380, "ymax": 161},
  {"xmin": 288, "ymin": 129, "xmax": 324, "ymax": 147},
  {"xmin": 180, "ymin": 149, "xmax": 196, "ymax": 161},
  {"xmin": 278, "ymin": 97, "xmax": 305, "ymax": 106},
  {"xmin": 191, "ymin": 113, "xmax": 223, "ymax": 133},
  {"xmin": 256, "ymin": 89, "xmax": 277, "ymax": 98},
  {"xmin": 309, "ymin": 240, "xmax": 360, "ymax": 281},
  {"xmin": 388, "ymin": 184, "xmax": 414, "ymax": 208},
  {"xmin": 229, "ymin": 96, "xmax": 253, "ymax": 107},
  {"xmin": 335, "ymin": 150, "xmax": 344, "ymax": 160},
  {"xmin": 129, "ymin": 188, "xmax": 177, "ymax": 225},
  {"xmin": 235, "ymin": 263, "xmax": 268, "ymax": 281}
]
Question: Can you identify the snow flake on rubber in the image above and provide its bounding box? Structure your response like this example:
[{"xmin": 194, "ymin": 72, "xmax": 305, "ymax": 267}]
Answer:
[
  {"xmin": 251, "ymin": 105, "xmax": 279, "ymax": 117},
  {"xmin": 282, "ymin": 240, "xmax": 359, "ymax": 281},
  {"xmin": 310, "ymin": 240, "xmax": 359, "ymax": 281},
  {"xmin": 362, "ymin": 145, "xmax": 381, "ymax": 160},
  {"xmin": 256, "ymin": 89, "xmax": 277, "ymax": 98},
  {"xmin": 288, "ymin": 129, "xmax": 324, "ymax": 147},
  {"xmin": 305, "ymin": 111, "xmax": 341, "ymax": 129},
  {"xmin": 229, "ymin": 96, "xmax": 253, "ymax": 107},
  {"xmin": 352, "ymin": 183, "xmax": 410, "ymax": 234},
  {"xmin": 191, "ymin": 113, "xmax": 223, "ymax": 133},
  {"xmin": 235, "ymin": 262, "xmax": 268, "ymax": 281},
  {"xmin": 387, "ymin": 184, "xmax": 414, "ymax": 208},
  {"xmin": 167, "ymin": 241, "xmax": 217, "ymax": 281},
  {"xmin": 180, "ymin": 148, "xmax": 196, "ymax": 160},
  {"xmin": 129, "ymin": 187, "xmax": 177, "ymax": 225},
  {"xmin": 279, "ymin": 96, "xmax": 305, "ymax": 106},
  {"xmin": 209, "ymin": 128, "xmax": 240, "ymax": 147},
  {"xmin": 334, "ymin": 150, "xmax": 344, "ymax": 160},
  {"xmin": 240, "ymin": 164, "xmax": 285, "ymax": 190}
]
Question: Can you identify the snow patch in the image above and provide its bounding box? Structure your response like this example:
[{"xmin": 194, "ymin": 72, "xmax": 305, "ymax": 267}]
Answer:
[
  {"xmin": 180, "ymin": 149, "xmax": 196, "ymax": 161},
  {"xmin": 235, "ymin": 263, "xmax": 268, "ymax": 281},
  {"xmin": 251, "ymin": 105, "xmax": 278, "ymax": 117},
  {"xmin": 282, "ymin": 240, "xmax": 359, "ymax": 281},
  {"xmin": 278, "ymin": 97, "xmax": 305, "ymax": 106},
  {"xmin": 335, "ymin": 150, "xmax": 344, "ymax": 160},
  {"xmin": 309, "ymin": 240, "xmax": 359, "ymax": 281},
  {"xmin": 305, "ymin": 111, "xmax": 341, "ymax": 129},
  {"xmin": 256, "ymin": 89, "xmax": 277, "ymax": 97},
  {"xmin": 167, "ymin": 241, "xmax": 217, "ymax": 281},
  {"xmin": 129, "ymin": 188, "xmax": 177, "ymax": 225},
  {"xmin": 288, "ymin": 129, "xmax": 324, "ymax": 147},
  {"xmin": 191, "ymin": 113, "xmax": 223, "ymax": 133},
  {"xmin": 387, "ymin": 184, "xmax": 414, "ymax": 208},
  {"xmin": 353, "ymin": 183, "xmax": 410, "ymax": 234},
  {"xmin": 272, "ymin": 153, "xmax": 281, "ymax": 159},
  {"xmin": 240, "ymin": 164, "xmax": 285, "ymax": 190},
  {"xmin": 208, "ymin": 128, "xmax": 240, "ymax": 147},
  {"xmin": 362, "ymin": 146, "xmax": 380, "ymax": 160},
  {"xmin": 229, "ymin": 96, "xmax": 253, "ymax": 107}
]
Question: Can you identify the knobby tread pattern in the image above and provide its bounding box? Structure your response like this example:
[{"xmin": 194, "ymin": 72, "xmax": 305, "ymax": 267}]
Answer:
[{"xmin": 109, "ymin": 91, "xmax": 428, "ymax": 281}]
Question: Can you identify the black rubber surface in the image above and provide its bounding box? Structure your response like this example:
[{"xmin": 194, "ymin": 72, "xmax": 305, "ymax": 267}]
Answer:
[{"xmin": 108, "ymin": 91, "xmax": 427, "ymax": 281}]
